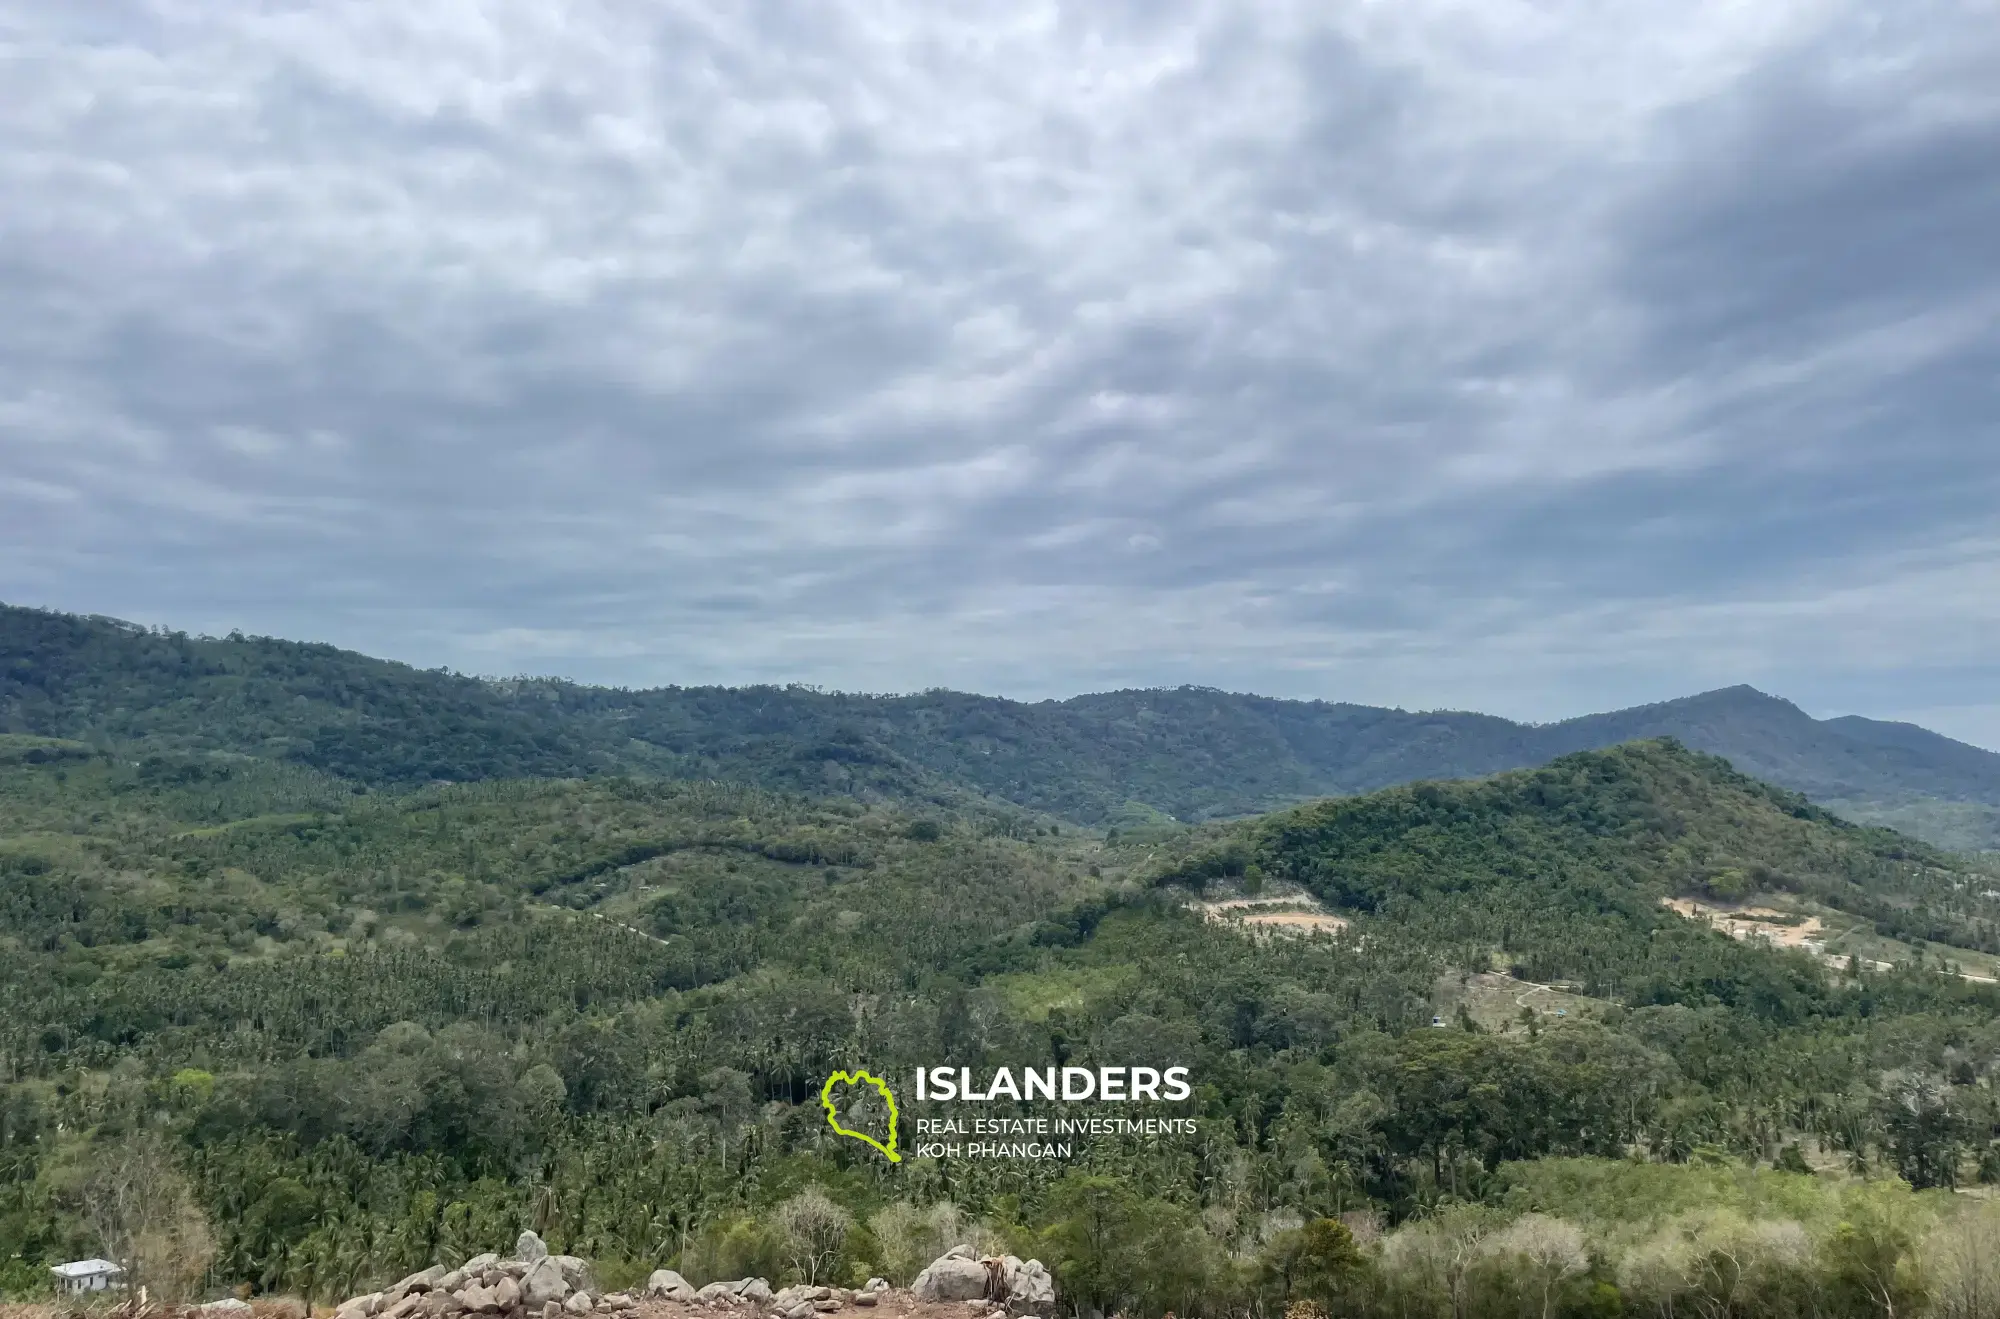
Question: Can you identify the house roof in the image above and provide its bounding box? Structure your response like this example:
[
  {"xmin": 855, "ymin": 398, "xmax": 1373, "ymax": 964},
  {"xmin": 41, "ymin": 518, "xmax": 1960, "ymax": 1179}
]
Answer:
[{"xmin": 51, "ymin": 1260, "xmax": 123, "ymax": 1278}]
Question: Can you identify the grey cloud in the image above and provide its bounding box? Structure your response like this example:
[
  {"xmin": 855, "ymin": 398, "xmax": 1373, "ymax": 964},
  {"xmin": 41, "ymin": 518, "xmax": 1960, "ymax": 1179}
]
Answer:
[{"xmin": 0, "ymin": 0, "xmax": 1997, "ymax": 746}]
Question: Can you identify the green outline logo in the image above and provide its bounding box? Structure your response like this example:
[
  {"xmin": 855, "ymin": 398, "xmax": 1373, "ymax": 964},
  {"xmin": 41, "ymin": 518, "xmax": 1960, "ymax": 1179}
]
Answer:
[{"xmin": 820, "ymin": 1069, "xmax": 900, "ymax": 1162}]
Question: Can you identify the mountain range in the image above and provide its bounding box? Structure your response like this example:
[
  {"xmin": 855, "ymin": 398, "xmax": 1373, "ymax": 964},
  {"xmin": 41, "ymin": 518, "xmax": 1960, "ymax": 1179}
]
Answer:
[
  {"xmin": 9, "ymin": 598, "xmax": 2000, "ymax": 1306},
  {"xmin": 5, "ymin": 600, "xmax": 1998, "ymax": 849}
]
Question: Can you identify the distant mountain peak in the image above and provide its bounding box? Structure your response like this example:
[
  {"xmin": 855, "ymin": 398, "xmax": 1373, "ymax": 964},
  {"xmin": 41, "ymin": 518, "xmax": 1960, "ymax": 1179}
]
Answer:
[{"xmin": 4, "ymin": 599, "xmax": 1997, "ymax": 850}]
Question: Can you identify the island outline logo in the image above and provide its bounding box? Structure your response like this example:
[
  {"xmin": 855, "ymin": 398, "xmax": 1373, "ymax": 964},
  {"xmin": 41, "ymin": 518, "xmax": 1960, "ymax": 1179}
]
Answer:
[{"xmin": 820, "ymin": 1068, "xmax": 901, "ymax": 1162}]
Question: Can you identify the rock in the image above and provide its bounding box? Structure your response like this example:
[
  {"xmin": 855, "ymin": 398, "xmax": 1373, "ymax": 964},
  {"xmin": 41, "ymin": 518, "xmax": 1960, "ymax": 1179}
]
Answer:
[
  {"xmin": 785, "ymin": 1306, "xmax": 813, "ymax": 1319},
  {"xmin": 813, "ymin": 1302, "xmax": 840, "ymax": 1313},
  {"xmin": 738, "ymin": 1280, "xmax": 773, "ymax": 1306},
  {"xmin": 336, "ymin": 1296, "xmax": 380, "ymax": 1319},
  {"xmin": 852, "ymin": 1296, "xmax": 877, "ymax": 1309},
  {"xmin": 602, "ymin": 1294, "xmax": 634, "ymax": 1311},
  {"xmin": 482, "ymin": 1269, "xmax": 508, "ymax": 1288},
  {"xmin": 544, "ymin": 1305, "xmax": 563, "ymax": 1319},
  {"xmin": 422, "ymin": 1294, "xmax": 467, "ymax": 1319},
  {"xmin": 865, "ymin": 1281, "xmax": 890, "ymax": 1295},
  {"xmin": 518, "ymin": 1231, "xmax": 551, "ymax": 1265},
  {"xmin": 773, "ymin": 1286, "xmax": 831, "ymax": 1312},
  {"xmin": 465, "ymin": 1255, "xmax": 502, "ymax": 1274},
  {"xmin": 440, "ymin": 1272, "xmax": 468, "ymax": 1293},
  {"xmin": 999, "ymin": 1259, "xmax": 1054, "ymax": 1318},
  {"xmin": 912, "ymin": 1250, "xmax": 990, "ymax": 1304},
  {"xmin": 523, "ymin": 1258, "xmax": 571, "ymax": 1308},
  {"xmin": 495, "ymin": 1277, "xmax": 522, "ymax": 1311},
  {"xmin": 400, "ymin": 1267, "xmax": 450, "ymax": 1296},
  {"xmin": 695, "ymin": 1284, "xmax": 737, "ymax": 1304},
  {"xmin": 553, "ymin": 1257, "xmax": 598, "ymax": 1294},
  {"xmin": 564, "ymin": 1293, "xmax": 594, "ymax": 1316},
  {"xmin": 645, "ymin": 1270, "xmax": 696, "ymax": 1303},
  {"xmin": 383, "ymin": 1295, "xmax": 427, "ymax": 1319},
  {"xmin": 198, "ymin": 1303, "xmax": 253, "ymax": 1316}
]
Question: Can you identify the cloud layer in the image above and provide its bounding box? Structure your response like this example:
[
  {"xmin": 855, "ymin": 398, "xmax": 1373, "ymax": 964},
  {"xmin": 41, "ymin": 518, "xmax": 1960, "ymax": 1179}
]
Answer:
[{"xmin": 3, "ymin": 1, "xmax": 1997, "ymax": 744}]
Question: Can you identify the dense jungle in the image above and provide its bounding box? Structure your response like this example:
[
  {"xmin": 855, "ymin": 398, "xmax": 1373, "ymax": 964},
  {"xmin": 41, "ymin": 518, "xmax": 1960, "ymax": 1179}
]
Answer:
[{"xmin": 9, "ymin": 611, "xmax": 2000, "ymax": 1317}]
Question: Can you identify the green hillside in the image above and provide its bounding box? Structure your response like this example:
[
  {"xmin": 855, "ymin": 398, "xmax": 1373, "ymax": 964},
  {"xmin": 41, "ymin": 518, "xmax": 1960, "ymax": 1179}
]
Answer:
[
  {"xmin": 7, "ymin": 734, "xmax": 2000, "ymax": 1314},
  {"xmin": 7, "ymin": 603, "xmax": 2000, "ymax": 848}
]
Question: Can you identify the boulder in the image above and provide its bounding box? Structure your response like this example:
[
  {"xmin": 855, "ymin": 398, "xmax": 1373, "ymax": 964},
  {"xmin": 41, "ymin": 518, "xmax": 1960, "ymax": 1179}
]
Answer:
[
  {"xmin": 602, "ymin": 1294, "xmax": 634, "ymax": 1311},
  {"xmin": 464, "ymin": 1255, "xmax": 502, "ymax": 1274},
  {"xmin": 496, "ymin": 1277, "xmax": 522, "ymax": 1311},
  {"xmin": 739, "ymin": 1280, "xmax": 774, "ymax": 1306},
  {"xmin": 812, "ymin": 1302, "xmax": 840, "ymax": 1313},
  {"xmin": 458, "ymin": 1284, "xmax": 497, "ymax": 1313},
  {"xmin": 772, "ymin": 1286, "xmax": 830, "ymax": 1313},
  {"xmin": 554, "ymin": 1256, "xmax": 598, "ymax": 1293},
  {"xmin": 864, "ymin": 1281, "xmax": 890, "ymax": 1294},
  {"xmin": 198, "ymin": 1303, "xmax": 253, "ymax": 1316},
  {"xmin": 912, "ymin": 1249, "xmax": 990, "ymax": 1303},
  {"xmin": 422, "ymin": 1294, "xmax": 467, "ymax": 1318},
  {"xmin": 695, "ymin": 1283, "xmax": 737, "ymax": 1304},
  {"xmin": 998, "ymin": 1259, "xmax": 1054, "ymax": 1317},
  {"xmin": 564, "ymin": 1293, "xmax": 594, "ymax": 1316},
  {"xmin": 852, "ymin": 1296, "xmax": 877, "ymax": 1309},
  {"xmin": 645, "ymin": 1270, "xmax": 696, "ymax": 1303},
  {"xmin": 382, "ymin": 1295, "xmax": 426, "ymax": 1319},
  {"xmin": 544, "ymin": 1305, "xmax": 563, "ymax": 1319},
  {"xmin": 518, "ymin": 1231, "xmax": 551, "ymax": 1265},
  {"xmin": 336, "ymin": 1295, "xmax": 382, "ymax": 1319},
  {"xmin": 439, "ymin": 1272, "xmax": 468, "ymax": 1294},
  {"xmin": 523, "ymin": 1257, "xmax": 571, "ymax": 1308},
  {"xmin": 398, "ymin": 1267, "xmax": 450, "ymax": 1296}
]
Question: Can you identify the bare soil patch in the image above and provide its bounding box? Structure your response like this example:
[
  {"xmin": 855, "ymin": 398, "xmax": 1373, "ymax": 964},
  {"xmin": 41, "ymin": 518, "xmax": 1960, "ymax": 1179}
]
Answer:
[
  {"xmin": 1198, "ymin": 892, "xmax": 1349, "ymax": 936},
  {"xmin": 1660, "ymin": 897, "xmax": 1826, "ymax": 950}
]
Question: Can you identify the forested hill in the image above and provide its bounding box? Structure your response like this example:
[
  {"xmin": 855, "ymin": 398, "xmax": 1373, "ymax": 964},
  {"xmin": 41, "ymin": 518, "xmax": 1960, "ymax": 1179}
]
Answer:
[
  {"xmin": 1157, "ymin": 738, "xmax": 1999, "ymax": 980},
  {"xmin": 8, "ymin": 719, "xmax": 2000, "ymax": 1310},
  {"xmin": 6, "ymin": 602, "xmax": 1999, "ymax": 848}
]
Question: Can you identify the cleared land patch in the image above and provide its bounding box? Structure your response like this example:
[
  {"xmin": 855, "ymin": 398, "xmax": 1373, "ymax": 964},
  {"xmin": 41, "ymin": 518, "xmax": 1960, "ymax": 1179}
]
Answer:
[
  {"xmin": 1449, "ymin": 970, "xmax": 1609, "ymax": 1033},
  {"xmin": 1198, "ymin": 891, "xmax": 1350, "ymax": 936},
  {"xmin": 1660, "ymin": 897, "xmax": 1827, "ymax": 951}
]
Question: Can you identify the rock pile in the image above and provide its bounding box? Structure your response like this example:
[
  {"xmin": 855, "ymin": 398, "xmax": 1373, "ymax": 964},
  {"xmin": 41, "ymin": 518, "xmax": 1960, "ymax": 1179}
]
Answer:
[
  {"xmin": 333, "ymin": 1233, "xmax": 618, "ymax": 1319},
  {"xmin": 331, "ymin": 1236, "xmax": 1052, "ymax": 1319},
  {"xmin": 763, "ymin": 1279, "xmax": 898, "ymax": 1319},
  {"xmin": 910, "ymin": 1247, "xmax": 1052, "ymax": 1318},
  {"xmin": 637, "ymin": 1245, "xmax": 1049, "ymax": 1318}
]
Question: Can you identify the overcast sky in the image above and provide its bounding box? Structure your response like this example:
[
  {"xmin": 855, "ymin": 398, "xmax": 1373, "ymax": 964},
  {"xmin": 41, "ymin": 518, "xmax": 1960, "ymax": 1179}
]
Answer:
[{"xmin": 3, "ymin": 2, "xmax": 1997, "ymax": 746}]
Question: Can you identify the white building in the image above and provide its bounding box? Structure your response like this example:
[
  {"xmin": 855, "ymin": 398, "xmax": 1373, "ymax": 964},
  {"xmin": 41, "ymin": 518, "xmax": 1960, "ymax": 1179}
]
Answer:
[{"xmin": 50, "ymin": 1260, "xmax": 124, "ymax": 1296}]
